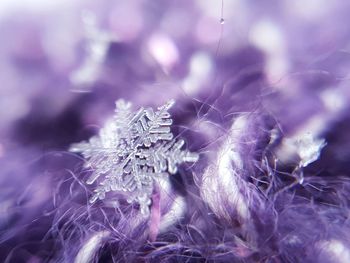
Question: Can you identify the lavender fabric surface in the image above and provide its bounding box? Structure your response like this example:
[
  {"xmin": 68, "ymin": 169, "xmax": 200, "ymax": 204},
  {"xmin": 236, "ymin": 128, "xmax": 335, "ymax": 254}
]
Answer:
[{"xmin": 1, "ymin": 1, "xmax": 350, "ymax": 262}]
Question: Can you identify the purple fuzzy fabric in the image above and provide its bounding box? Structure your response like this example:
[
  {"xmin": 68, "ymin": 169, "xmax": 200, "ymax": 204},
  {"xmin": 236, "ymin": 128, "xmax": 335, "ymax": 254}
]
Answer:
[{"xmin": 1, "ymin": 1, "xmax": 350, "ymax": 262}]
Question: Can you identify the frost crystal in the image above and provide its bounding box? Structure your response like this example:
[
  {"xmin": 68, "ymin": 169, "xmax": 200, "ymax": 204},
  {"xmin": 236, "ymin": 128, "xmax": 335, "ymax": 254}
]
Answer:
[{"xmin": 70, "ymin": 99, "xmax": 199, "ymax": 216}]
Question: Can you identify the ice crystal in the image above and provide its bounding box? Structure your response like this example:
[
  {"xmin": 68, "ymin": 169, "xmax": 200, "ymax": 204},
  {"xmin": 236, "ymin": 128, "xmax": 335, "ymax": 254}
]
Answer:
[
  {"xmin": 295, "ymin": 132, "xmax": 326, "ymax": 167},
  {"xmin": 70, "ymin": 99, "xmax": 199, "ymax": 216}
]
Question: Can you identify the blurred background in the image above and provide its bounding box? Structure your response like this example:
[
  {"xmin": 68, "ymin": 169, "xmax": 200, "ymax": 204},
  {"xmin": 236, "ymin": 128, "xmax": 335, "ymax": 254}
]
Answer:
[{"xmin": 1, "ymin": 0, "xmax": 350, "ymax": 262}]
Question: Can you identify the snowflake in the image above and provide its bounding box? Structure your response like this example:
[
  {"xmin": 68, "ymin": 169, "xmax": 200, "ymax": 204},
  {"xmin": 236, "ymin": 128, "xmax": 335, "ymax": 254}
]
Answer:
[{"xmin": 70, "ymin": 99, "xmax": 199, "ymax": 216}]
